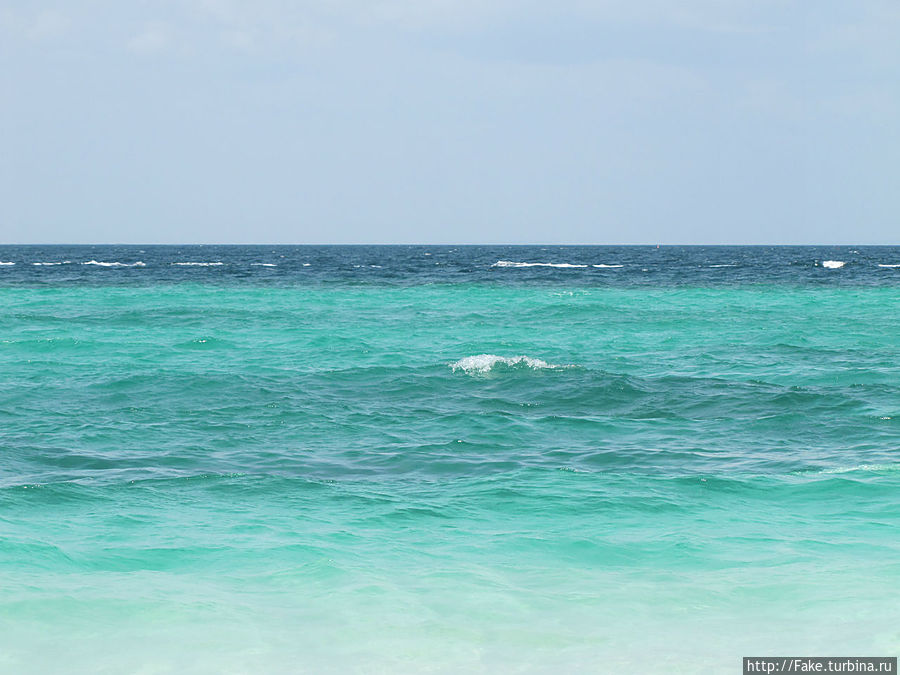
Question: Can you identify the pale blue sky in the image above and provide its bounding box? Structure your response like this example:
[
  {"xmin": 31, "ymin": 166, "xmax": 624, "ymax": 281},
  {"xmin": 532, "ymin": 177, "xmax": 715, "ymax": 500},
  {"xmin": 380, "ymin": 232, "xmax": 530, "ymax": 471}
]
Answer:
[{"xmin": 1, "ymin": 1, "xmax": 897, "ymax": 243}]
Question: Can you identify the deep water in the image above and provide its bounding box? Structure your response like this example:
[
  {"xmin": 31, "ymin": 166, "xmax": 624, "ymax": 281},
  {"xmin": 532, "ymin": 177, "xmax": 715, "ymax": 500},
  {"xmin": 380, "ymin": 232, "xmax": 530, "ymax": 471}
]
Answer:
[{"xmin": 1, "ymin": 246, "xmax": 899, "ymax": 673}]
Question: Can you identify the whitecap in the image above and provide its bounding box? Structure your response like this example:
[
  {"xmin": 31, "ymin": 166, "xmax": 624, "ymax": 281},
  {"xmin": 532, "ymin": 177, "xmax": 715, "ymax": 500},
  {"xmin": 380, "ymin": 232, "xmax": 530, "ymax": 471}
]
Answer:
[
  {"xmin": 492, "ymin": 260, "xmax": 587, "ymax": 268},
  {"xmin": 821, "ymin": 260, "xmax": 845, "ymax": 269},
  {"xmin": 250, "ymin": 263, "xmax": 277, "ymax": 267},
  {"xmin": 171, "ymin": 262, "xmax": 224, "ymax": 266},
  {"xmin": 302, "ymin": 263, "xmax": 311, "ymax": 267},
  {"xmin": 0, "ymin": 261, "xmax": 15, "ymax": 266},
  {"xmin": 32, "ymin": 261, "xmax": 71, "ymax": 266},
  {"xmin": 877, "ymin": 264, "xmax": 900, "ymax": 268},
  {"xmin": 709, "ymin": 264, "xmax": 737, "ymax": 268},
  {"xmin": 818, "ymin": 463, "xmax": 900, "ymax": 475},
  {"xmin": 451, "ymin": 354, "xmax": 567, "ymax": 373},
  {"xmin": 591, "ymin": 264, "xmax": 624, "ymax": 268},
  {"xmin": 82, "ymin": 260, "xmax": 145, "ymax": 267}
]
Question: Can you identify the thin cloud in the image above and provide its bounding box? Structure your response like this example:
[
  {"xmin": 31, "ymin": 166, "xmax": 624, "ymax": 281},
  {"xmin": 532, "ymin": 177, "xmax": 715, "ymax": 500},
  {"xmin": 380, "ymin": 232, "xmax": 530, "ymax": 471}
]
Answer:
[
  {"xmin": 127, "ymin": 22, "xmax": 171, "ymax": 53},
  {"xmin": 27, "ymin": 9, "xmax": 69, "ymax": 40}
]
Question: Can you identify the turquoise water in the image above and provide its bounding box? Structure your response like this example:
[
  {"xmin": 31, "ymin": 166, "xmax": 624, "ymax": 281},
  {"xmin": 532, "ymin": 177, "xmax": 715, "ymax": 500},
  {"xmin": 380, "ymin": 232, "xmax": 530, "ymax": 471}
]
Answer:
[{"xmin": 1, "ymin": 247, "xmax": 899, "ymax": 672}]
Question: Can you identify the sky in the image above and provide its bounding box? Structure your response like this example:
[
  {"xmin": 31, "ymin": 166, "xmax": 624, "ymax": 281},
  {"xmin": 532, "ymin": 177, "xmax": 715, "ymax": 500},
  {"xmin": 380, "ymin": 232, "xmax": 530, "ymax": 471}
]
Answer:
[{"xmin": 0, "ymin": 1, "xmax": 898, "ymax": 244}]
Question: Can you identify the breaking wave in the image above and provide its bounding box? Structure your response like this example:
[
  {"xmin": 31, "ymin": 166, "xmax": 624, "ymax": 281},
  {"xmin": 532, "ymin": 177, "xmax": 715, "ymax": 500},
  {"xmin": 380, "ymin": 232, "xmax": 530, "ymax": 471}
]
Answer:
[
  {"xmin": 492, "ymin": 261, "xmax": 587, "ymax": 268},
  {"xmin": 451, "ymin": 354, "xmax": 567, "ymax": 374}
]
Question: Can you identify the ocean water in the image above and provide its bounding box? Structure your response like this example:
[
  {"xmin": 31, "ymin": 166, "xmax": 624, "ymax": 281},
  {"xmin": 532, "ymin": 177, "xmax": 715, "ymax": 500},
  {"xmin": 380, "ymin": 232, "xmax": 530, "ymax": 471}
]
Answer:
[{"xmin": 1, "ymin": 245, "xmax": 898, "ymax": 673}]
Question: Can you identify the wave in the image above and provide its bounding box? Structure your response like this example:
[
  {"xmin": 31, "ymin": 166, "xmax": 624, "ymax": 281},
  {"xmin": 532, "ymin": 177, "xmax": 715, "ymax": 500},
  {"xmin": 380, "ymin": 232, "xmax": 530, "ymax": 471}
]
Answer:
[
  {"xmin": 592, "ymin": 264, "xmax": 624, "ymax": 268},
  {"xmin": 451, "ymin": 354, "xmax": 567, "ymax": 373},
  {"xmin": 877, "ymin": 264, "xmax": 900, "ymax": 268},
  {"xmin": 302, "ymin": 263, "xmax": 311, "ymax": 267},
  {"xmin": 814, "ymin": 463, "xmax": 900, "ymax": 475},
  {"xmin": 82, "ymin": 260, "xmax": 145, "ymax": 267},
  {"xmin": 821, "ymin": 260, "xmax": 845, "ymax": 269},
  {"xmin": 0, "ymin": 261, "xmax": 15, "ymax": 266},
  {"xmin": 32, "ymin": 261, "xmax": 71, "ymax": 266},
  {"xmin": 172, "ymin": 262, "xmax": 224, "ymax": 266},
  {"xmin": 492, "ymin": 260, "xmax": 587, "ymax": 268},
  {"xmin": 709, "ymin": 264, "xmax": 737, "ymax": 268},
  {"xmin": 250, "ymin": 263, "xmax": 277, "ymax": 267}
]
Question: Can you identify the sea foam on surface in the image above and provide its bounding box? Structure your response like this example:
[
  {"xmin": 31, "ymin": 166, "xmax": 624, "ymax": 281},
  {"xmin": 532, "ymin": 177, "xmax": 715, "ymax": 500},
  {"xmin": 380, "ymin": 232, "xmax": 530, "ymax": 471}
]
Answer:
[
  {"xmin": 492, "ymin": 260, "xmax": 587, "ymax": 268},
  {"xmin": 821, "ymin": 260, "xmax": 845, "ymax": 269},
  {"xmin": 451, "ymin": 354, "xmax": 565, "ymax": 373}
]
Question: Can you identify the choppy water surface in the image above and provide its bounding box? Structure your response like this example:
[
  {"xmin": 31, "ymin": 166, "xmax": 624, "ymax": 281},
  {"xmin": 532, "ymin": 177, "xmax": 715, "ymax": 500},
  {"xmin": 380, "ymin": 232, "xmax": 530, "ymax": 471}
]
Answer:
[{"xmin": 1, "ymin": 246, "xmax": 899, "ymax": 673}]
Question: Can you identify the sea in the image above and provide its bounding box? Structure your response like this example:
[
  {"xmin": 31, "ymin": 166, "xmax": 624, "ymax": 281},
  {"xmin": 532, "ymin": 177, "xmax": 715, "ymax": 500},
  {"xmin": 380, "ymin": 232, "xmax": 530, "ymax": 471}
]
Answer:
[{"xmin": 1, "ymin": 245, "xmax": 898, "ymax": 673}]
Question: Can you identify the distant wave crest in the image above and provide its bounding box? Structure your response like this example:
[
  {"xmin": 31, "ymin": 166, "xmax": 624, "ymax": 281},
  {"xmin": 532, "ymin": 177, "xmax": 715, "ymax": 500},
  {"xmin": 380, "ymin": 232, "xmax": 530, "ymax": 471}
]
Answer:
[
  {"xmin": 82, "ymin": 260, "xmax": 145, "ymax": 267},
  {"xmin": 0, "ymin": 261, "xmax": 15, "ymax": 266},
  {"xmin": 250, "ymin": 263, "xmax": 277, "ymax": 267},
  {"xmin": 492, "ymin": 260, "xmax": 587, "ymax": 268},
  {"xmin": 451, "ymin": 354, "xmax": 567, "ymax": 374},
  {"xmin": 821, "ymin": 260, "xmax": 845, "ymax": 269},
  {"xmin": 172, "ymin": 262, "xmax": 224, "ymax": 266},
  {"xmin": 878, "ymin": 264, "xmax": 900, "ymax": 268},
  {"xmin": 814, "ymin": 463, "xmax": 900, "ymax": 475},
  {"xmin": 592, "ymin": 264, "xmax": 624, "ymax": 268},
  {"xmin": 33, "ymin": 261, "xmax": 71, "ymax": 266}
]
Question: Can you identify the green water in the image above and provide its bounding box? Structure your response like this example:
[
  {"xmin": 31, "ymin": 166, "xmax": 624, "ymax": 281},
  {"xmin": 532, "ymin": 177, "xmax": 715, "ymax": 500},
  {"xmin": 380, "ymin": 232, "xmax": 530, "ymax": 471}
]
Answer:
[{"xmin": 2, "ymin": 280, "xmax": 899, "ymax": 672}]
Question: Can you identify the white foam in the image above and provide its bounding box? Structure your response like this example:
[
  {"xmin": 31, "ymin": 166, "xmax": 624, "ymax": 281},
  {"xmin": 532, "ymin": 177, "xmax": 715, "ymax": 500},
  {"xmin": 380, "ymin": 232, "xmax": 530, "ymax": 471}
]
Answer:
[
  {"xmin": 302, "ymin": 263, "xmax": 311, "ymax": 267},
  {"xmin": 250, "ymin": 263, "xmax": 277, "ymax": 267},
  {"xmin": 451, "ymin": 354, "xmax": 565, "ymax": 373},
  {"xmin": 592, "ymin": 264, "xmax": 624, "ymax": 268},
  {"xmin": 82, "ymin": 260, "xmax": 145, "ymax": 267},
  {"xmin": 492, "ymin": 260, "xmax": 587, "ymax": 268},
  {"xmin": 171, "ymin": 262, "xmax": 224, "ymax": 266},
  {"xmin": 821, "ymin": 260, "xmax": 845, "ymax": 269},
  {"xmin": 32, "ymin": 261, "xmax": 71, "ymax": 266},
  {"xmin": 819, "ymin": 463, "xmax": 900, "ymax": 475},
  {"xmin": 709, "ymin": 264, "xmax": 737, "ymax": 268},
  {"xmin": 877, "ymin": 264, "xmax": 900, "ymax": 268},
  {"xmin": 0, "ymin": 261, "xmax": 14, "ymax": 266}
]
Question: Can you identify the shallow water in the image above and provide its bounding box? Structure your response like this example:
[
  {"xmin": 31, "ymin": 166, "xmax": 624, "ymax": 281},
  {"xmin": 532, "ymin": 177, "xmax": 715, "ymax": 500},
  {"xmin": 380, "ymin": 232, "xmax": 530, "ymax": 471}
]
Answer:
[{"xmin": 1, "ymin": 246, "xmax": 899, "ymax": 672}]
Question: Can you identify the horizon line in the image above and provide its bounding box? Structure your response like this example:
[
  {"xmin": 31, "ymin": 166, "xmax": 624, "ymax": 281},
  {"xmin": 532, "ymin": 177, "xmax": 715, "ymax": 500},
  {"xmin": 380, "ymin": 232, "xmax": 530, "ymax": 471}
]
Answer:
[{"xmin": 1, "ymin": 242, "xmax": 898, "ymax": 247}]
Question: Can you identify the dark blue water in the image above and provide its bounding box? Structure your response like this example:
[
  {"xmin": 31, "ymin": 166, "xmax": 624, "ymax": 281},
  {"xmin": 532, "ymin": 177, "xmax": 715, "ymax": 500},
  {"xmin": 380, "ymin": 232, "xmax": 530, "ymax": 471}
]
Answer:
[{"xmin": 0, "ymin": 245, "xmax": 898, "ymax": 286}]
